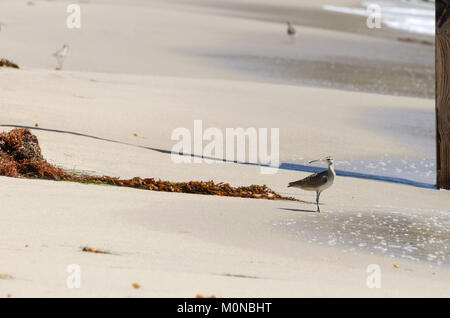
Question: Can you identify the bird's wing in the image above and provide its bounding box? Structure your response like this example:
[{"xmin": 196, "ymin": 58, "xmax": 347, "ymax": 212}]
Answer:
[
  {"xmin": 53, "ymin": 47, "xmax": 65, "ymax": 57},
  {"xmin": 288, "ymin": 171, "xmax": 328, "ymax": 188}
]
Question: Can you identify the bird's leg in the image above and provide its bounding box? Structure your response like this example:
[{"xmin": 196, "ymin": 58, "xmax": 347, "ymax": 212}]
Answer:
[
  {"xmin": 56, "ymin": 57, "xmax": 62, "ymax": 70},
  {"xmin": 315, "ymin": 190, "xmax": 321, "ymax": 213}
]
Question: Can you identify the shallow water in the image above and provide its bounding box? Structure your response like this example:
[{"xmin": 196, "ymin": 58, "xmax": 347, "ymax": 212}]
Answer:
[
  {"xmin": 273, "ymin": 209, "xmax": 450, "ymax": 266},
  {"xmin": 336, "ymin": 157, "xmax": 435, "ymax": 185},
  {"xmin": 288, "ymin": 156, "xmax": 436, "ymax": 186}
]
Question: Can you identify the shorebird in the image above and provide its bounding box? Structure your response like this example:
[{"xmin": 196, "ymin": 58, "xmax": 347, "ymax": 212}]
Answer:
[
  {"xmin": 286, "ymin": 21, "xmax": 296, "ymax": 38},
  {"xmin": 288, "ymin": 156, "xmax": 335, "ymax": 213},
  {"xmin": 53, "ymin": 44, "xmax": 69, "ymax": 70}
]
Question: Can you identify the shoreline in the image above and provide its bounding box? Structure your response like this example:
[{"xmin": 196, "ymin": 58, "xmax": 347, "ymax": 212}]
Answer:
[
  {"xmin": 196, "ymin": 52, "xmax": 434, "ymax": 98},
  {"xmin": 182, "ymin": 0, "xmax": 435, "ymax": 42},
  {"xmin": 1, "ymin": 0, "xmax": 434, "ymax": 98},
  {"xmin": 0, "ymin": 123, "xmax": 437, "ymax": 188},
  {"xmin": 0, "ymin": 67, "xmax": 436, "ymax": 184}
]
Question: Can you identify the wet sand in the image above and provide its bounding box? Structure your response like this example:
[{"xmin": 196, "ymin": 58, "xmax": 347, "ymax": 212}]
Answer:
[
  {"xmin": 199, "ymin": 53, "xmax": 434, "ymax": 98},
  {"xmin": 180, "ymin": 0, "xmax": 434, "ymax": 98},
  {"xmin": 275, "ymin": 209, "xmax": 449, "ymax": 266},
  {"xmin": 184, "ymin": 0, "xmax": 434, "ymax": 42}
]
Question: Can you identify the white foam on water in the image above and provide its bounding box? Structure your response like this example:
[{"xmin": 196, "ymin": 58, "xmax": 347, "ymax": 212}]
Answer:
[{"xmin": 323, "ymin": 0, "xmax": 435, "ymax": 36}]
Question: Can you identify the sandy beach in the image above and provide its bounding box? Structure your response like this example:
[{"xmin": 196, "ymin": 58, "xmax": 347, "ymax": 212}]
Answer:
[{"xmin": 0, "ymin": 0, "xmax": 448, "ymax": 298}]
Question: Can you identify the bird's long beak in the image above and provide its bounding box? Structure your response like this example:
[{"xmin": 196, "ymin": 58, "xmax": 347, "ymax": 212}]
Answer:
[{"xmin": 308, "ymin": 159, "xmax": 323, "ymax": 164}]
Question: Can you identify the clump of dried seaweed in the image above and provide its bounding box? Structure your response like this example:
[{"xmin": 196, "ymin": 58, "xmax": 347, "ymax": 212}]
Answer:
[
  {"xmin": 0, "ymin": 128, "xmax": 68, "ymax": 179},
  {"xmin": 0, "ymin": 58, "xmax": 20, "ymax": 69},
  {"xmin": 68, "ymin": 176, "xmax": 294, "ymax": 200},
  {"xmin": 0, "ymin": 128, "xmax": 295, "ymax": 201},
  {"xmin": 0, "ymin": 273, "xmax": 14, "ymax": 280},
  {"xmin": 82, "ymin": 246, "xmax": 110, "ymax": 254}
]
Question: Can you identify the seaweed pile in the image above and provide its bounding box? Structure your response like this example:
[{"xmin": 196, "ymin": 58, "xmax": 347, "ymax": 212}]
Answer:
[
  {"xmin": 0, "ymin": 128, "xmax": 295, "ymax": 201},
  {"xmin": 0, "ymin": 58, "xmax": 19, "ymax": 69},
  {"xmin": 69, "ymin": 176, "xmax": 292, "ymax": 200},
  {"xmin": 0, "ymin": 128, "xmax": 67, "ymax": 179}
]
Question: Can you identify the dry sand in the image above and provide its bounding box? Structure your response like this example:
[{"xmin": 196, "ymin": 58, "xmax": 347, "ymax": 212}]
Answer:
[
  {"xmin": 1, "ymin": 175, "xmax": 449, "ymax": 298},
  {"xmin": 0, "ymin": 0, "xmax": 448, "ymax": 297}
]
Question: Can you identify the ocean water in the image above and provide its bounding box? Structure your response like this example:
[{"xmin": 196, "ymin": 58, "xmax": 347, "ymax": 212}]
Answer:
[
  {"xmin": 273, "ymin": 209, "xmax": 450, "ymax": 266},
  {"xmin": 323, "ymin": 0, "xmax": 435, "ymax": 36},
  {"xmin": 282, "ymin": 156, "xmax": 436, "ymax": 189}
]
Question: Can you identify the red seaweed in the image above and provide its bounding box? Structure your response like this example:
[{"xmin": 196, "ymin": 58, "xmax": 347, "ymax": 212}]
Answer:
[{"xmin": 0, "ymin": 128, "xmax": 295, "ymax": 201}]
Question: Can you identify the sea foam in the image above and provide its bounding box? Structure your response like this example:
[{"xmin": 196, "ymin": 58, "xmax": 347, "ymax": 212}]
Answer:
[{"xmin": 323, "ymin": 0, "xmax": 435, "ymax": 36}]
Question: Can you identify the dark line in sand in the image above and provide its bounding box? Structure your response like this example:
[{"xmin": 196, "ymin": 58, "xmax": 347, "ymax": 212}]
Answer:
[
  {"xmin": 279, "ymin": 207, "xmax": 316, "ymax": 214},
  {"xmin": 0, "ymin": 124, "xmax": 436, "ymax": 190},
  {"xmin": 0, "ymin": 124, "xmax": 172, "ymax": 155},
  {"xmin": 279, "ymin": 163, "xmax": 436, "ymax": 190},
  {"xmin": 220, "ymin": 273, "xmax": 260, "ymax": 279}
]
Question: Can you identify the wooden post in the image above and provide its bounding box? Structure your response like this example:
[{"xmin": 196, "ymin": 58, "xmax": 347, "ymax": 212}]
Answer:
[{"xmin": 436, "ymin": 1, "xmax": 450, "ymax": 189}]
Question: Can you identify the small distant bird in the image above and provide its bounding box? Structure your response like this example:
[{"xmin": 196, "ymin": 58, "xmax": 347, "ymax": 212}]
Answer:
[
  {"xmin": 288, "ymin": 156, "xmax": 335, "ymax": 213},
  {"xmin": 286, "ymin": 21, "xmax": 296, "ymax": 38},
  {"xmin": 53, "ymin": 44, "xmax": 69, "ymax": 70}
]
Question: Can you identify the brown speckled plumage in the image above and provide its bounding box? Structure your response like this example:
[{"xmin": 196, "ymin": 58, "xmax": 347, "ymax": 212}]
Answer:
[
  {"xmin": 288, "ymin": 157, "xmax": 335, "ymax": 212},
  {"xmin": 288, "ymin": 170, "xmax": 329, "ymax": 190}
]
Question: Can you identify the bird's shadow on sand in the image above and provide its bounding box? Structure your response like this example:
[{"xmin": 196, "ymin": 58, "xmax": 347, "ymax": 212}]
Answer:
[{"xmin": 278, "ymin": 207, "xmax": 317, "ymax": 213}]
